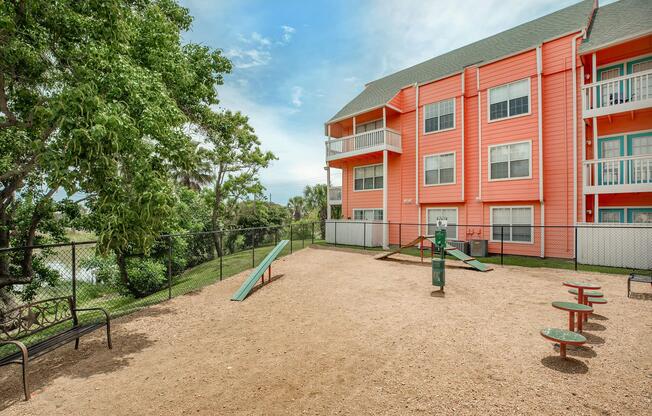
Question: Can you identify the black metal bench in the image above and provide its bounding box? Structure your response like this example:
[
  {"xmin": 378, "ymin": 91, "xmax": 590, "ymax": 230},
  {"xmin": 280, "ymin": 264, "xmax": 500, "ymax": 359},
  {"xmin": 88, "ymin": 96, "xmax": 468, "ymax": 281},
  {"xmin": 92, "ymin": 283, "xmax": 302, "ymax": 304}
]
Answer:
[
  {"xmin": 0, "ymin": 296, "xmax": 112, "ymax": 400},
  {"xmin": 628, "ymin": 271, "xmax": 652, "ymax": 298}
]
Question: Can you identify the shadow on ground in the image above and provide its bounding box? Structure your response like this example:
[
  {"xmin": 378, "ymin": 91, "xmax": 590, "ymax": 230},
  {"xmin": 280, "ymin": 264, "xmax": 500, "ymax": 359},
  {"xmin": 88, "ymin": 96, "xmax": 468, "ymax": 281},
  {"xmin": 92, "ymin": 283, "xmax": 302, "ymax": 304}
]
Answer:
[
  {"xmin": 0, "ymin": 307, "xmax": 170, "ymax": 411},
  {"xmin": 541, "ymin": 356, "xmax": 589, "ymax": 374}
]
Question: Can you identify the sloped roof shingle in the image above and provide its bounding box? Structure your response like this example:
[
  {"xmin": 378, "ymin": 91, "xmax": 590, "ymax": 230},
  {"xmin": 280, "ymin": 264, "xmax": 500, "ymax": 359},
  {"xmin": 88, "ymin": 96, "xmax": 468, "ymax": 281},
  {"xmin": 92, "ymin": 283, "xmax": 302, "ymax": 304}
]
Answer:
[
  {"xmin": 580, "ymin": 0, "xmax": 652, "ymax": 53},
  {"xmin": 329, "ymin": 0, "xmax": 594, "ymax": 122}
]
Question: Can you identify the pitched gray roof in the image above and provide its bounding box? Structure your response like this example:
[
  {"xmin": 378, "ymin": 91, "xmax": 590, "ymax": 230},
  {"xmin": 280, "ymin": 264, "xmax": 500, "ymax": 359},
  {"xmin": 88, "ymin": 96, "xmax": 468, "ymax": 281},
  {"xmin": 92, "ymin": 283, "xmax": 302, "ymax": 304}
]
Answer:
[
  {"xmin": 329, "ymin": 0, "xmax": 594, "ymax": 122},
  {"xmin": 580, "ymin": 0, "xmax": 652, "ymax": 53}
]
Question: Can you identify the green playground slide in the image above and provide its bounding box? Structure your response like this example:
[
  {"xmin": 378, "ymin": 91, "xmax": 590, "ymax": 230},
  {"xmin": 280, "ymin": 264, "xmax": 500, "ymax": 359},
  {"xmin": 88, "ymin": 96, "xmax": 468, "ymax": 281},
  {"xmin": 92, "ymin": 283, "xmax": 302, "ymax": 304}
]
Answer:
[
  {"xmin": 231, "ymin": 240, "xmax": 290, "ymax": 301},
  {"xmin": 425, "ymin": 238, "xmax": 493, "ymax": 272}
]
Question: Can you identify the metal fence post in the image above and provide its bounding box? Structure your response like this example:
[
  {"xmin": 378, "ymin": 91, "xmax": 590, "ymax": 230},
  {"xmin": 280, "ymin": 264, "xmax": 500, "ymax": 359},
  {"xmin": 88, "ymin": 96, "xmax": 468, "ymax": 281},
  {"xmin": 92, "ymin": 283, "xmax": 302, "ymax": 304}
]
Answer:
[
  {"xmin": 363, "ymin": 221, "xmax": 366, "ymax": 249},
  {"xmin": 219, "ymin": 232, "xmax": 223, "ymax": 281},
  {"xmin": 167, "ymin": 236, "xmax": 172, "ymax": 300},
  {"xmin": 71, "ymin": 242, "xmax": 77, "ymax": 309},
  {"xmin": 290, "ymin": 224, "xmax": 293, "ymax": 253},
  {"xmin": 252, "ymin": 229, "xmax": 256, "ymax": 267},
  {"xmin": 500, "ymin": 226, "xmax": 504, "ymax": 266},
  {"xmin": 399, "ymin": 223, "xmax": 402, "ymax": 247},
  {"xmin": 574, "ymin": 226, "xmax": 578, "ymax": 271},
  {"xmin": 334, "ymin": 221, "xmax": 337, "ymax": 246},
  {"xmin": 312, "ymin": 222, "xmax": 315, "ymax": 244},
  {"xmin": 302, "ymin": 223, "xmax": 305, "ymax": 248}
]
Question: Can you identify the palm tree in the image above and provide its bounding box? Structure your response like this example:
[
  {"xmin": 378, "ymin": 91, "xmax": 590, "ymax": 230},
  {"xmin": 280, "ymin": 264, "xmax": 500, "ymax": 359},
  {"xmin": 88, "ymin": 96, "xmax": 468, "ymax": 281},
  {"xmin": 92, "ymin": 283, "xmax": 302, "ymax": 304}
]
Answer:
[
  {"xmin": 303, "ymin": 184, "xmax": 327, "ymax": 238},
  {"xmin": 173, "ymin": 142, "xmax": 213, "ymax": 191},
  {"xmin": 287, "ymin": 196, "xmax": 305, "ymax": 221}
]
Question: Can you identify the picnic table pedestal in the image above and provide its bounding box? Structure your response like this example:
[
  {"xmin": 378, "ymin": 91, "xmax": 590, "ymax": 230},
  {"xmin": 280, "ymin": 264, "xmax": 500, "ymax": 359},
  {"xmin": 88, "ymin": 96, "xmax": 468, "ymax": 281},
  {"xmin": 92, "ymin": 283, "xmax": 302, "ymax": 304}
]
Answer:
[
  {"xmin": 563, "ymin": 282, "xmax": 601, "ymax": 326},
  {"xmin": 552, "ymin": 301, "xmax": 593, "ymax": 333}
]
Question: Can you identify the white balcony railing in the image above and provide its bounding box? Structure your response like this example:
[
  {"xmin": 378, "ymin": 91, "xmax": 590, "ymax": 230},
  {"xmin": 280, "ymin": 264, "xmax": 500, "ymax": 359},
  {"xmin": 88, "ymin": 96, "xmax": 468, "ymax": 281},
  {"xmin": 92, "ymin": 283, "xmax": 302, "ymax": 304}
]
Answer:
[
  {"xmin": 325, "ymin": 128, "xmax": 402, "ymax": 161},
  {"xmin": 328, "ymin": 186, "xmax": 342, "ymax": 204},
  {"xmin": 583, "ymin": 154, "xmax": 652, "ymax": 194},
  {"xmin": 582, "ymin": 69, "xmax": 652, "ymax": 118}
]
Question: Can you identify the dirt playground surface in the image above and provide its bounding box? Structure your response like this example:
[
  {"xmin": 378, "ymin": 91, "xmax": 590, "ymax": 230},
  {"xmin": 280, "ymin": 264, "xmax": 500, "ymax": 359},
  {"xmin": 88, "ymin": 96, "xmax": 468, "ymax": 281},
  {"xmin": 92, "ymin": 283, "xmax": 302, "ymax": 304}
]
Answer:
[{"xmin": 1, "ymin": 246, "xmax": 650, "ymax": 415}]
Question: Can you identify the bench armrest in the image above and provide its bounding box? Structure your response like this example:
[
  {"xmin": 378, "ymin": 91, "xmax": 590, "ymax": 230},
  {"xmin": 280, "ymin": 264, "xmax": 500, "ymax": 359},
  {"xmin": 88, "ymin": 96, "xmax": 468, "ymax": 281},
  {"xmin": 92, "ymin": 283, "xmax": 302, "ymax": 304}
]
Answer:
[
  {"xmin": 72, "ymin": 307, "xmax": 111, "ymax": 323},
  {"xmin": 0, "ymin": 340, "xmax": 29, "ymax": 360}
]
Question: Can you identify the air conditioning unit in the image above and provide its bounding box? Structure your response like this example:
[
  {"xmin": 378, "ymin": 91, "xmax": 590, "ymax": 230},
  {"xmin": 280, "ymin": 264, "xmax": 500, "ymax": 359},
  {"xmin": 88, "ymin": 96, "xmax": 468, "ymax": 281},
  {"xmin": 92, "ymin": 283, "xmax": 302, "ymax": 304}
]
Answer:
[
  {"xmin": 470, "ymin": 239, "xmax": 489, "ymax": 257},
  {"xmin": 448, "ymin": 240, "xmax": 469, "ymax": 255}
]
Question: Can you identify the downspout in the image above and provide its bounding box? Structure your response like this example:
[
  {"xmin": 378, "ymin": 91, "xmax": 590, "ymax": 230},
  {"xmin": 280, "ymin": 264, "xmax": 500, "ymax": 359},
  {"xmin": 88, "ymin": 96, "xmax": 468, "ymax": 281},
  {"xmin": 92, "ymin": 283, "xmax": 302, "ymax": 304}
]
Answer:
[
  {"xmin": 460, "ymin": 72, "xmax": 465, "ymax": 202},
  {"xmin": 326, "ymin": 125, "xmax": 332, "ymax": 220},
  {"xmin": 536, "ymin": 45, "xmax": 544, "ymax": 258},
  {"xmin": 383, "ymin": 107, "xmax": 388, "ymax": 249},
  {"xmin": 591, "ymin": 52, "xmax": 598, "ymax": 223},
  {"xmin": 476, "ymin": 68, "xmax": 482, "ymax": 202},
  {"xmin": 415, "ymin": 83, "xmax": 421, "ymax": 234},
  {"xmin": 571, "ymin": 31, "xmax": 584, "ymax": 229},
  {"xmin": 581, "ymin": 65, "xmax": 587, "ymax": 223}
]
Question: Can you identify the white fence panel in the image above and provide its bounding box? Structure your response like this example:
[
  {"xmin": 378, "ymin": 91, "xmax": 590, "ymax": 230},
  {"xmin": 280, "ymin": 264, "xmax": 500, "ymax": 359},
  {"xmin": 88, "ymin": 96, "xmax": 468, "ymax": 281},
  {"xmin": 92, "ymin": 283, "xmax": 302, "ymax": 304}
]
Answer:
[
  {"xmin": 577, "ymin": 224, "xmax": 652, "ymax": 269},
  {"xmin": 325, "ymin": 221, "xmax": 383, "ymax": 247}
]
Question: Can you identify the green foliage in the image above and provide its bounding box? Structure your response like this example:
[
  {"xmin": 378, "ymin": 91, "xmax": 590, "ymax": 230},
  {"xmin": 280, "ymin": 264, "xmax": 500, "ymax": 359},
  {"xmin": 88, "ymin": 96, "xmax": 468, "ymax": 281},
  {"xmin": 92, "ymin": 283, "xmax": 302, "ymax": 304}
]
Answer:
[
  {"xmin": 0, "ymin": 0, "xmax": 232, "ymax": 300},
  {"xmin": 118, "ymin": 258, "xmax": 167, "ymax": 298},
  {"xmin": 81, "ymin": 254, "xmax": 120, "ymax": 286}
]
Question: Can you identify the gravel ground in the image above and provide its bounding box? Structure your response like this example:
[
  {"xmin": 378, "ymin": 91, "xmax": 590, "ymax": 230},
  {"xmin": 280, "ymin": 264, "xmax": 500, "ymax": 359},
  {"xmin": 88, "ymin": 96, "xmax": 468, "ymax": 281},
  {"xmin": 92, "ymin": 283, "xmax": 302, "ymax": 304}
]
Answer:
[{"xmin": 1, "ymin": 246, "xmax": 650, "ymax": 415}]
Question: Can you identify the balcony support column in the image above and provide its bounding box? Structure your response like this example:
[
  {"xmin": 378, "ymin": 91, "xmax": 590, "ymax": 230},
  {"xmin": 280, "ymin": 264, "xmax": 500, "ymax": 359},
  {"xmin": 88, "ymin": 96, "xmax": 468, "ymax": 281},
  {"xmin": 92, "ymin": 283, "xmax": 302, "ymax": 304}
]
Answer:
[
  {"xmin": 383, "ymin": 149, "xmax": 388, "ymax": 250},
  {"xmin": 326, "ymin": 165, "xmax": 332, "ymax": 220}
]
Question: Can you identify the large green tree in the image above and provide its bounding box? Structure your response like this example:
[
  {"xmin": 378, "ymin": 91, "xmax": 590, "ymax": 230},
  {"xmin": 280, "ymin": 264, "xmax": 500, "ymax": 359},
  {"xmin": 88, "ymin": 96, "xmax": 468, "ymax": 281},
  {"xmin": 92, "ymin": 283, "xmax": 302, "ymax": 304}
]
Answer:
[
  {"xmin": 303, "ymin": 184, "xmax": 327, "ymax": 238},
  {"xmin": 0, "ymin": 0, "xmax": 231, "ymax": 307},
  {"xmin": 197, "ymin": 110, "xmax": 276, "ymax": 255}
]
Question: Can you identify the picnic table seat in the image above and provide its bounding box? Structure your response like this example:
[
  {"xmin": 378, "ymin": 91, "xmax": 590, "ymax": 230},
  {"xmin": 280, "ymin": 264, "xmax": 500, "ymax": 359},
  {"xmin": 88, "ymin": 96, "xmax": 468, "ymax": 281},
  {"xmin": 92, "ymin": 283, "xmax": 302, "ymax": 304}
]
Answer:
[
  {"xmin": 567, "ymin": 288, "xmax": 603, "ymax": 298},
  {"xmin": 540, "ymin": 327, "xmax": 586, "ymax": 358}
]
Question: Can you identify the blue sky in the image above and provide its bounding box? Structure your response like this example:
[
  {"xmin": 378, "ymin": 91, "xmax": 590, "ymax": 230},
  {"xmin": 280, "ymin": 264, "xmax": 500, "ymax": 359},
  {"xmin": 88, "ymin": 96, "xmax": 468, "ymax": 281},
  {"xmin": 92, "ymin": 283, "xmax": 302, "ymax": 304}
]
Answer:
[{"xmin": 179, "ymin": 0, "xmax": 611, "ymax": 204}]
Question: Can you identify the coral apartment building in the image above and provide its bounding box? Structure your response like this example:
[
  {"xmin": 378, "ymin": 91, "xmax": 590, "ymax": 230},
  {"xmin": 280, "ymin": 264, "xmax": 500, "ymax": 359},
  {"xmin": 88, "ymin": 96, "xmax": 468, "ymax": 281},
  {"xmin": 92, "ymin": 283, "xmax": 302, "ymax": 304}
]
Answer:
[{"xmin": 323, "ymin": 0, "xmax": 651, "ymax": 258}]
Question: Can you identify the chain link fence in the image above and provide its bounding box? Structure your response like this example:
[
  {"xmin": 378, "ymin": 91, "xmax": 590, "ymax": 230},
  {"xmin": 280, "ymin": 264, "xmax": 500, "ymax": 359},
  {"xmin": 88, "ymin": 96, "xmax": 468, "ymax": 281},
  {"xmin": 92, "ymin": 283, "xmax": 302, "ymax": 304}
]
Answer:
[
  {"xmin": 324, "ymin": 221, "xmax": 652, "ymax": 274},
  {"xmin": 0, "ymin": 222, "xmax": 321, "ymax": 354}
]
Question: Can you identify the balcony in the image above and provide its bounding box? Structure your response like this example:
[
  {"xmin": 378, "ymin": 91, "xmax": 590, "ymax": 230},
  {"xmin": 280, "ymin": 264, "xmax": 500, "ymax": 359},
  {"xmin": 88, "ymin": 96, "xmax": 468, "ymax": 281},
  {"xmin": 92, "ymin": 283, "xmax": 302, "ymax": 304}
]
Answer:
[
  {"xmin": 582, "ymin": 69, "xmax": 652, "ymax": 118},
  {"xmin": 325, "ymin": 128, "xmax": 401, "ymax": 162},
  {"xmin": 328, "ymin": 186, "xmax": 342, "ymax": 204},
  {"xmin": 583, "ymin": 155, "xmax": 652, "ymax": 194}
]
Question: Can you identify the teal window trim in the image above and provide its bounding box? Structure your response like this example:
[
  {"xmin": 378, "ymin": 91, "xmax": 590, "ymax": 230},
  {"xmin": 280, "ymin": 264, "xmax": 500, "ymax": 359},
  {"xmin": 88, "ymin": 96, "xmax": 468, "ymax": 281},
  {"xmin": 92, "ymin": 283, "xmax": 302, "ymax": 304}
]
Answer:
[
  {"xmin": 598, "ymin": 208, "xmax": 624, "ymax": 223},
  {"xmin": 626, "ymin": 131, "xmax": 652, "ymax": 155},
  {"xmin": 627, "ymin": 208, "xmax": 652, "ymax": 224},
  {"xmin": 625, "ymin": 56, "xmax": 652, "ymax": 74},
  {"xmin": 627, "ymin": 132, "xmax": 652, "ymax": 184},
  {"xmin": 597, "ymin": 136, "xmax": 624, "ymax": 186},
  {"xmin": 597, "ymin": 64, "xmax": 624, "ymax": 107}
]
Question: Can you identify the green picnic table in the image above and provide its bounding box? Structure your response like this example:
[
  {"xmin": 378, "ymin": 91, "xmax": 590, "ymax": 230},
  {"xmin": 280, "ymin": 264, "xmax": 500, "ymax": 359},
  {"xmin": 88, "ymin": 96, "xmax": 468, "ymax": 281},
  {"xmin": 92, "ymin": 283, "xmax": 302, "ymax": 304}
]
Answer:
[
  {"xmin": 552, "ymin": 301, "xmax": 593, "ymax": 332},
  {"xmin": 563, "ymin": 281, "xmax": 601, "ymax": 326},
  {"xmin": 540, "ymin": 328, "xmax": 587, "ymax": 358}
]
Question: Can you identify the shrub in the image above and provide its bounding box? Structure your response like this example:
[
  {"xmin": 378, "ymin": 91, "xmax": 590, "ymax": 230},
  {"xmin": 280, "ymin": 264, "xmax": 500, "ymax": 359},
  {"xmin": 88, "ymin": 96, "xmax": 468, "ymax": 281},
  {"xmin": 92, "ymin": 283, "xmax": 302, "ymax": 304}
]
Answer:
[{"xmin": 118, "ymin": 258, "xmax": 166, "ymax": 298}]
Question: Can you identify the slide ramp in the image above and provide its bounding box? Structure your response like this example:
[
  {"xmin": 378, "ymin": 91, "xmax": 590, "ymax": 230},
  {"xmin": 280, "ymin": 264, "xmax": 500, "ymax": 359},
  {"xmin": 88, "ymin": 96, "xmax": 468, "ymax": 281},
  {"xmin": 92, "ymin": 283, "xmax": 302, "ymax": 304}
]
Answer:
[{"xmin": 231, "ymin": 240, "xmax": 290, "ymax": 301}]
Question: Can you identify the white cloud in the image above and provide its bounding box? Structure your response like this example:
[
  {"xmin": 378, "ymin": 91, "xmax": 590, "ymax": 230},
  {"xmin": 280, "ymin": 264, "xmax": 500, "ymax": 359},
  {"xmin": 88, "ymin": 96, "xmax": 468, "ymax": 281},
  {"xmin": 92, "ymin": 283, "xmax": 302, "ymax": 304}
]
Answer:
[
  {"xmin": 226, "ymin": 48, "xmax": 271, "ymax": 68},
  {"xmin": 281, "ymin": 25, "xmax": 296, "ymax": 43},
  {"xmin": 216, "ymin": 84, "xmax": 325, "ymax": 197},
  {"xmin": 290, "ymin": 86, "xmax": 303, "ymax": 107}
]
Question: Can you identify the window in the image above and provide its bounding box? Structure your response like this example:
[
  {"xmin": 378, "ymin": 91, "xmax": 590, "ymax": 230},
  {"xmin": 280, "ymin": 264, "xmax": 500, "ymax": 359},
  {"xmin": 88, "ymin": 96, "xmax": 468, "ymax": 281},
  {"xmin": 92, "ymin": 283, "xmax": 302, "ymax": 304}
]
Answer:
[
  {"xmin": 426, "ymin": 208, "xmax": 458, "ymax": 239},
  {"xmin": 353, "ymin": 209, "xmax": 383, "ymax": 221},
  {"xmin": 599, "ymin": 209, "xmax": 624, "ymax": 223},
  {"xmin": 424, "ymin": 98, "xmax": 455, "ymax": 133},
  {"xmin": 424, "ymin": 153, "xmax": 455, "ymax": 185},
  {"xmin": 629, "ymin": 208, "xmax": 652, "ymax": 224},
  {"xmin": 489, "ymin": 141, "xmax": 530, "ymax": 180},
  {"xmin": 630, "ymin": 134, "xmax": 652, "ymax": 183},
  {"xmin": 631, "ymin": 60, "xmax": 652, "ymax": 101},
  {"xmin": 598, "ymin": 138, "xmax": 623, "ymax": 185},
  {"xmin": 489, "ymin": 79, "xmax": 530, "ymax": 120},
  {"xmin": 355, "ymin": 119, "xmax": 383, "ymax": 134},
  {"xmin": 354, "ymin": 164, "xmax": 383, "ymax": 191},
  {"xmin": 491, "ymin": 207, "xmax": 533, "ymax": 243}
]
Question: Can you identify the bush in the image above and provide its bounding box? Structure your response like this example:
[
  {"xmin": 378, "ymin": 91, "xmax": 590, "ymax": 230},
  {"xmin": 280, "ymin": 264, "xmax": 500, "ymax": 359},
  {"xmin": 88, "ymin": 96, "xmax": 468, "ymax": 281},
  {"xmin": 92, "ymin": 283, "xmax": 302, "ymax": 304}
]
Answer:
[
  {"xmin": 118, "ymin": 258, "xmax": 167, "ymax": 298},
  {"xmin": 81, "ymin": 254, "xmax": 119, "ymax": 285}
]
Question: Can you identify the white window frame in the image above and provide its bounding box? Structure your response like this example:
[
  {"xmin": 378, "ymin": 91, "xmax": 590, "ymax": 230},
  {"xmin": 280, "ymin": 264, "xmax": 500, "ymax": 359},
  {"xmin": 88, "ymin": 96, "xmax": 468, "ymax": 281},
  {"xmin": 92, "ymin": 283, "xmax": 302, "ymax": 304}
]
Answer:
[
  {"xmin": 488, "ymin": 140, "xmax": 532, "ymax": 182},
  {"xmin": 426, "ymin": 207, "xmax": 458, "ymax": 240},
  {"xmin": 490, "ymin": 206, "xmax": 534, "ymax": 244},
  {"xmin": 355, "ymin": 118, "xmax": 384, "ymax": 134},
  {"xmin": 423, "ymin": 97, "xmax": 456, "ymax": 135},
  {"xmin": 423, "ymin": 151, "xmax": 456, "ymax": 187},
  {"xmin": 487, "ymin": 78, "xmax": 531, "ymax": 122},
  {"xmin": 353, "ymin": 163, "xmax": 384, "ymax": 192},
  {"xmin": 352, "ymin": 208, "xmax": 384, "ymax": 221}
]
